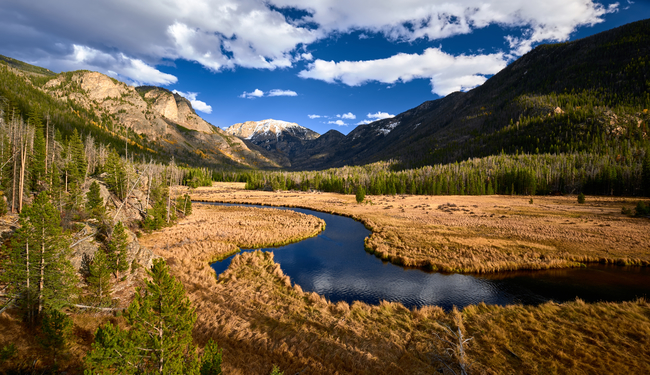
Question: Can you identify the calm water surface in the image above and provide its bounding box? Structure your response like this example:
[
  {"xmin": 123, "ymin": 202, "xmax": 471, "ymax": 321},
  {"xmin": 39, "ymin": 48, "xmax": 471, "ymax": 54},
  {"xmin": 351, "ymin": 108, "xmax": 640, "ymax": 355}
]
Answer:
[{"xmin": 209, "ymin": 203, "xmax": 650, "ymax": 310}]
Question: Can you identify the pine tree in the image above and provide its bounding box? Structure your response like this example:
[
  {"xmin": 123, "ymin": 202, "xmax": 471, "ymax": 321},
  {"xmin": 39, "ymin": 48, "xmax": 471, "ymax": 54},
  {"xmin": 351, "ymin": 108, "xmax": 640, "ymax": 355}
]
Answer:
[
  {"xmin": 66, "ymin": 129, "xmax": 87, "ymax": 185},
  {"xmin": 200, "ymin": 339, "xmax": 222, "ymax": 375},
  {"xmin": 107, "ymin": 221, "xmax": 129, "ymax": 279},
  {"xmin": 355, "ymin": 185, "xmax": 365, "ymax": 204},
  {"xmin": 85, "ymin": 259, "xmax": 200, "ymax": 374},
  {"xmin": 1, "ymin": 192, "xmax": 75, "ymax": 324},
  {"xmin": 39, "ymin": 308, "xmax": 73, "ymax": 366},
  {"xmin": 28, "ymin": 109, "xmax": 47, "ymax": 192},
  {"xmin": 104, "ymin": 149, "xmax": 127, "ymax": 200},
  {"xmin": 86, "ymin": 180, "xmax": 104, "ymax": 218},
  {"xmin": 86, "ymin": 250, "xmax": 113, "ymax": 307}
]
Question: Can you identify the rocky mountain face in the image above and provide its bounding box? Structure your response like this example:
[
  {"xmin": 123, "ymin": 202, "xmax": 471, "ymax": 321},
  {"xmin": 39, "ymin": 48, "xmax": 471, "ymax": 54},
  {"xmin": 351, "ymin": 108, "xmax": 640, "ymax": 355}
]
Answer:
[
  {"xmin": 225, "ymin": 119, "xmax": 320, "ymax": 168},
  {"xmin": 35, "ymin": 71, "xmax": 280, "ymax": 169}
]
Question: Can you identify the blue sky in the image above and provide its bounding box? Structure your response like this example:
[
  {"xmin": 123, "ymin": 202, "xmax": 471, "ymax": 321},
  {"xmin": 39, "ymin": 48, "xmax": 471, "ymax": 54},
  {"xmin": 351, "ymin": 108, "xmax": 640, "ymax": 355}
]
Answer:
[{"xmin": 1, "ymin": 0, "xmax": 648, "ymax": 135}]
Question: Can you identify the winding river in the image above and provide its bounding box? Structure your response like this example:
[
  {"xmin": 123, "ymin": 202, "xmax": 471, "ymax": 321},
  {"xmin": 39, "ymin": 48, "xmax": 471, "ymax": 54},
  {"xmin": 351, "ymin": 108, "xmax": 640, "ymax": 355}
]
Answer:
[{"xmin": 209, "ymin": 203, "xmax": 650, "ymax": 310}]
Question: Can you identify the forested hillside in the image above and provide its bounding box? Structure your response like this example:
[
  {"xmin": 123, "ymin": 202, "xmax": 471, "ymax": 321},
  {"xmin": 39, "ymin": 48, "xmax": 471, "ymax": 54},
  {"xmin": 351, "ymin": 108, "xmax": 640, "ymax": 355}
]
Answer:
[
  {"xmin": 0, "ymin": 59, "xmax": 281, "ymax": 171},
  {"xmin": 235, "ymin": 19, "xmax": 650, "ymax": 197}
]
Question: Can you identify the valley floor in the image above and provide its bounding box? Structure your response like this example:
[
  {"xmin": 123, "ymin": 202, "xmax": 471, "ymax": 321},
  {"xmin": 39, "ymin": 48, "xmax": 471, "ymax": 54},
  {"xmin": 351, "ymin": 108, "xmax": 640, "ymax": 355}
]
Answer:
[
  {"xmin": 192, "ymin": 183, "xmax": 650, "ymax": 272},
  {"xmin": 136, "ymin": 183, "xmax": 650, "ymax": 374}
]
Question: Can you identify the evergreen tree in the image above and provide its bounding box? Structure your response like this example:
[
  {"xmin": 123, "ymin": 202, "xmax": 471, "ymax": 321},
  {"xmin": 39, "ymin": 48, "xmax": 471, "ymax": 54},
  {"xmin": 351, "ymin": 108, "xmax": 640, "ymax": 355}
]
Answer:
[
  {"xmin": 355, "ymin": 185, "xmax": 365, "ymax": 204},
  {"xmin": 85, "ymin": 259, "xmax": 200, "ymax": 374},
  {"xmin": 86, "ymin": 181, "xmax": 104, "ymax": 218},
  {"xmin": 104, "ymin": 149, "xmax": 127, "ymax": 200},
  {"xmin": 199, "ymin": 339, "xmax": 222, "ymax": 375},
  {"xmin": 28, "ymin": 109, "xmax": 47, "ymax": 192},
  {"xmin": 66, "ymin": 129, "xmax": 87, "ymax": 184},
  {"xmin": 86, "ymin": 250, "xmax": 113, "ymax": 307},
  {"xmin": 107, "ymin": 221, "xmax": 129, "ymax": 279},
  {"xmin": 39, "ymin": 307, "xmax": 73, "ymax": 366},
  {"xmin": 1, "ymin": 192, "xmax": 75, "ymax": 324}
]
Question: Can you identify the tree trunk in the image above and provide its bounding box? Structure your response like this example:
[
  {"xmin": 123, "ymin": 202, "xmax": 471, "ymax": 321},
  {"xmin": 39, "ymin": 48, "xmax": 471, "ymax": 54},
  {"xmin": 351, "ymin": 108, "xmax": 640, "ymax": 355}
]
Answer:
[
  {"xmin": 38, "ymin": 224, "xmax": 45, "ymax": 315},
  {"xmin": 45, "ymin": 116, "xmax": 49, "ymax": 175},
  {"xmin": 26, "ymin": 239, "xmax": 30, "ymax": 323},
  {"xmin": 18, "ymin": 130, "xmax": 27, "ymax": 213}
]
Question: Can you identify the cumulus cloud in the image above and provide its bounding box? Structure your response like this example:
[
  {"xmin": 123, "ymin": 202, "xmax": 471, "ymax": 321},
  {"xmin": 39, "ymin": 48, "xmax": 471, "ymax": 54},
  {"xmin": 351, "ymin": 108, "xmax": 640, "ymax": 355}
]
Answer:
[
  {"xmin": 0, "ymin": 0, "xmax": 617, "ymax": 89},
  {"xmin": 308, "ymin": 114, "xmax": 322, "ymax": 119},
  {"xmin": 172, "ymin": 90, "xmax": 212, "ymax": 113},
  {"xmin": 240, "ymin": 89, "xmax": 265, "ymax": 99},
  {"xmin": 240, "ymin": 88, "xmax": 298, "ymax": 98},
  {"xmin": 300, "ymin": 47, "xmax": 507, "ymax": 96},
  {"xmin": 268, "ymin": 89, "xmax": 298, "ymax": 97},
  {"xmin": 272, "ymin": 0, "xmax": 617, "ymax": 55},
  {"xmin": 328, "ymin": 119, "xmax": 347, "ymax": 126},
  {"xmin": 337, "ymin": 112, "xmax": 356, "ymax": 119}
]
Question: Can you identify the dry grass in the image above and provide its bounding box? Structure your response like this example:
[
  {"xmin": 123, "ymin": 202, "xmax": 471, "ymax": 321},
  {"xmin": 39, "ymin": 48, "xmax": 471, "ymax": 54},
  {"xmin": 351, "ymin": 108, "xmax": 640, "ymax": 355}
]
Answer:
[
  {"xmin": 189, "ymin": 183, "xmax": 650, "ymax": 273},
  {"xmin": 463, "ymin": 298, "xmax": 650, "ymax": 374},
  {"xmin": 139, "ymin": 200, "xmax": 650, "ymax": 374},
  {"xmin": 0, "ymin": 311, "xmax": 125, "ymax": 374}
]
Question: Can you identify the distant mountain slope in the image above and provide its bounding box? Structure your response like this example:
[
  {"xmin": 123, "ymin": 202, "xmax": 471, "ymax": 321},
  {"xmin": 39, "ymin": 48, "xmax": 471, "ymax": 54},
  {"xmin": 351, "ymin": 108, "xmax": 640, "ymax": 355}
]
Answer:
[
  {"xmin": 0, "ymin": 59, "xmax": 280, "ymax": 169},
  {"xmin": 225, "ymin": 119, "xmax": 320, "ymax": 167},
  {"xmin": 271, "ymin": 19, "xmax": 650, "ymax": 170}
]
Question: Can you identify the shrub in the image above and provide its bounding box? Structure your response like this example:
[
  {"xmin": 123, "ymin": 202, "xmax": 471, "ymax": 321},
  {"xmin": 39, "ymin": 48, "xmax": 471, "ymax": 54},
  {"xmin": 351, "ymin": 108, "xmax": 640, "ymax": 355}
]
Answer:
[
  {"xmin": 577, "ymin": 192, "xmax": 585, "ymax": 204},
  {"xmin": 356, "ymin": 186, "xmax": 366, "ymax": 204},
  {"xmin": 635, "ymin": 201, "xmax": 650, "ymax": 216}
]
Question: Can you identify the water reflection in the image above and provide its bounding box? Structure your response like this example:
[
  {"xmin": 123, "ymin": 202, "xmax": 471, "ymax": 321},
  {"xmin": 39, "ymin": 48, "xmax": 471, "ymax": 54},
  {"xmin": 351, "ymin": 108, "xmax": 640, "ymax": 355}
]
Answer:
[{"xmin": 209, "ymin": 203, "xmax": 650, "ymax": 310}]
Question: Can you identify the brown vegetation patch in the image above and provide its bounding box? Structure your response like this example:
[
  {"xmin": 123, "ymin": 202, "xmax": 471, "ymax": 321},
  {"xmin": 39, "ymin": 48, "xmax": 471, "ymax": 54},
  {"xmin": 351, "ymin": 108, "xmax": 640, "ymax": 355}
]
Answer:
[{"xmin": 190, "ymin": 183, "xmax": 650, "ymax": 273}]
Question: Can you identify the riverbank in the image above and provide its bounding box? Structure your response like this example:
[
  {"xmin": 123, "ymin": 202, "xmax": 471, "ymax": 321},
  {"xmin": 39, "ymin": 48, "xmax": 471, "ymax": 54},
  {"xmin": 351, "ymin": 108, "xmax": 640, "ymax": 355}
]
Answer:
[
  {"xmin": 140, "ymin": 200, "xmax": 650, "ymax": 374},
  {"xmin": 189, "ymin": 183, "xmax": 650, "ymax": 273}
]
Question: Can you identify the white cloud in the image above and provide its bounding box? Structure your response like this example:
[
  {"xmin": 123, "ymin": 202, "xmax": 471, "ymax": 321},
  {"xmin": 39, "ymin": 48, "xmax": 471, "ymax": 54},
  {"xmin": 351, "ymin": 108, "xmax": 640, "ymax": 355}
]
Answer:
[
  {"xmin": 268, "ymin": 89, "xmax": 298, "ymax": 97},
  {"xmin": 356, "ymin": 120, "xmax": 373, "ymax": 125},
  {"xmin": 339, "ymin": 112, "xmax": 356, "ymax": 119},
  {"xmin": 367, "ymin": 111, "xmax": 394, "ymax": 120},
  {"xmin": 308, "ymin": 114, "xmax": 322, "ymax": 119},
  {"xmin": 172, "ymin": 90, "xmax": 212, "ymax": 113},
  {"xmin": 240, "ymin": 89, "xmax": 265, "ymax": 99},
  {"xmin": 300, "ymin": 47, "xmax": 507, "ymax": 96},
  {"xmin": 240, "ymin": 88, "xmax": 298, "ymax": 98},
  {"xmin": 49, "ymin": 45, "xmax": 177, "ymax": 86},
  {"xmin": 272, "ymin": 0, "xmax": 617, "ymax": 55},
  {"xmin": 0, "ymin": 0, "xmax": 616, "ymax": 85},
  {"xmin": 328, "ymin": 120, "xmax": 347, "ymax": 126}
]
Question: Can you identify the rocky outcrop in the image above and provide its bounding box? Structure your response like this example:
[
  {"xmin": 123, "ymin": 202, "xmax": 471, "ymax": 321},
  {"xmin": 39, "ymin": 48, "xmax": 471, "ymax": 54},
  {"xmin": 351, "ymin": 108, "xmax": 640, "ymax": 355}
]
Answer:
[{"xmin": 137, "ymin": 87, "xmax": 214, "ymax": 133}]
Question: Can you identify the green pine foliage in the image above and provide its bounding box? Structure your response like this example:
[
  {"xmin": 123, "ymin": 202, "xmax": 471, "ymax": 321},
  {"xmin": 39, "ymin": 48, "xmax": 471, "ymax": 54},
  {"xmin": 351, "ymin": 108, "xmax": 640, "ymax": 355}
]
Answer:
[
  {"xmin": 85, "ymin": 250, "xmax": 113, "ymax": 307},
  {"xmin": 85, "ymin": 259, "xmax": 200, "ymax": 374},
  {"xmin": 107, "ymin": 221, "xmax": 129, "ymax": 279},
  {"xmin": 28, "ymin": 109, "xmax": 47, "ymax": 192},
  {"xmin": 0, "ymin": 192, "xmax": 75, "ymax": 324},
  {"xmin": 355, "ymin": 185, "xmax": 365, "ymax": 203},
  {"xmin": 39, "ymin": 307, "xmax": 73, "ymax": 366},
  {"xmin": 176, "ymin": 194, "xmax": 192, "ymax": 217},
  {"xmin": 578, "ymin": 192, "xmax": 586, "ymax": 204},
  {"xmin": 86, "ymin": 181, "xmax": 105, "ymax": 218},
  {"xmin": 269, "ymin": 365, "xmax": 284, "ymax": 375},
  {"xmin": 635, "ymin": 201, "xmax": 650, "ymax": 216},
  {"xmin": 199, "ymin": 339, "xmax": 222, "ymax": 375},
  {"xmin": 104, "ymin": 149, "xmax": 127, "ymax": 200},
  {"xmin": 143, "ymin": 176, "xmax": 175, "ymax": 231}
]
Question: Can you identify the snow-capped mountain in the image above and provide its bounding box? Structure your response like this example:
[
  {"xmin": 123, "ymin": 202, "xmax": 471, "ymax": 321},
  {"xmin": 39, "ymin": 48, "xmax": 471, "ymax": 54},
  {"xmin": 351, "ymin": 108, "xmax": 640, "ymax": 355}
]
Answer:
[{"xmin": 225, "ymin": 119, "xmax": 319, "ymax": 143}]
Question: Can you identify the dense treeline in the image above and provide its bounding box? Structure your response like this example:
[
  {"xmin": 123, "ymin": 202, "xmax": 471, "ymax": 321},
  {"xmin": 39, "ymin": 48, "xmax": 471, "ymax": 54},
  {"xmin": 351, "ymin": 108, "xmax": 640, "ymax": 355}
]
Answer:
[{"xmin": 240, "ymin": 151, "xmax": 650, "ymax": 197}]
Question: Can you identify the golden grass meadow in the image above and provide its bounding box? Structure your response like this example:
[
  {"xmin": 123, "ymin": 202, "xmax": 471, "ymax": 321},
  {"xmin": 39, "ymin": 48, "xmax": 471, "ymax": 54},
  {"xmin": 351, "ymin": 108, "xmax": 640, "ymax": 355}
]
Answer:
[{"xmin": 135, "ymin": 183, "xmax": 650, "ymax": 374}]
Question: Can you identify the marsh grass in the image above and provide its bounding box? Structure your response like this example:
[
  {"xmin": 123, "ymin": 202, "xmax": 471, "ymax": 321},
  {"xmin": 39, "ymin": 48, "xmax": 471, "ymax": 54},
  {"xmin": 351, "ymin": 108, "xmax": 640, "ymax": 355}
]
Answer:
[
  {"xmin": 134, "ymin": 193, "xmax": 650, "ymax": 374},
  {"xmin": 192, "ymin": 184, "xmax": 650, "ymax": 273}
]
